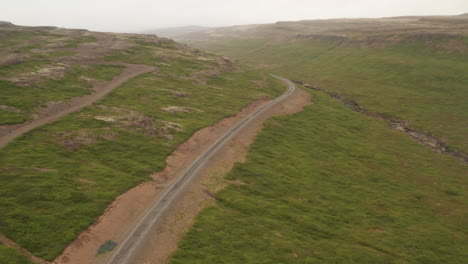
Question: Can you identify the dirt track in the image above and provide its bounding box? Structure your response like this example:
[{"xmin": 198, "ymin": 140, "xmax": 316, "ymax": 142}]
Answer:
[
  {"xmin": 0, "ymin": 63, "xmax": 155, "ymax": 149},
  {"xmin": 134, "ymin": 79, "xmax": 311, "ymax": 264},
  {"xmin": 52, "ymin": 79, "xmax": 311, "ymax": 264}
]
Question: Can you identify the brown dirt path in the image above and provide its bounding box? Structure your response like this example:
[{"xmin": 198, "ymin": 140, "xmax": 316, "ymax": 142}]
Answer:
[
  {"xmin": 51, "ymin": 83, "xmax": 310, "ymax": 264},
  {"xmin": 0, "ymin": 64, "xmax": 155, "ymax": 148},
  {"xmin": 133, "ymin": 83, "xmax": 311, "ymax": 264}
]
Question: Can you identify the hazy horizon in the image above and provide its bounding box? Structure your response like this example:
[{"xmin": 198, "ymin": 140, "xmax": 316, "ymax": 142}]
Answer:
[{"xmin": 2, "ymin": 0, "xmax": 468, "ymax": 33}]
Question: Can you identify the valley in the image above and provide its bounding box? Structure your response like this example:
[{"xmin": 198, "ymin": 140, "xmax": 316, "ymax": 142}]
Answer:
[
  {"xmin": 0, "ymin": 12, "xmax": 467, "ymax": 264},
  {"xmin": 158, "ymin": 15, "xmax": 468, "ymax": 264}
]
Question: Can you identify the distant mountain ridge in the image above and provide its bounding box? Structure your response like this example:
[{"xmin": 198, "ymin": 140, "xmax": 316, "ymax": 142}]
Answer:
[
  {"xmin": 148, "ymin": 14, "xmax": 468, "ymax": 42},
  {"xmin": 144, "ymin": 25, "xmax": 209, "ymax": 38},
  {"xmin": 0, "ymin": 21, "xmax": 13, "ymax": 27}
]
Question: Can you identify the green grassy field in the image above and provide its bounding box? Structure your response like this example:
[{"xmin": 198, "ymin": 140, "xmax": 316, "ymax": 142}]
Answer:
[
  {"xmin": 182, "ymin": 18, "xmax": 468, "ymax": 153},
  {"xmin": 2, "ymin": 18, "xmax": 466, "ymax": 263},
  {"xmin": 0, "ymin": 65, "xmax": 283, "ymax": 260},
  {"xmin": 0, "ymin": 244, "xmax": 33, "ymax": 264},
  {"xmin": 171, "ymin": 88, "xmax": 467, "ymax": 264}
]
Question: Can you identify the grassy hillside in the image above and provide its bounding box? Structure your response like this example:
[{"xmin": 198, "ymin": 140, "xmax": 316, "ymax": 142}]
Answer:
[
  {"xmin": 168, "ymin": 16, "xmax": 468, "ymax": 263},
  {"xmin": 171, "ymin": 88, "xmax": 468, "ymax": 264},
  {"xmin": 0, "ymin": 24, "xmax": 121, "ymax": 125},
  {"xmin": 0, "ymin": 23, "xmax": 284, "ymax": 260},
  {"xmin": 0, "ymin": 64, "xmax": 123, "ymax": 125},
  {"xmin": 177, "ymin": 16, "xmax": 468, "ymax": 154}
]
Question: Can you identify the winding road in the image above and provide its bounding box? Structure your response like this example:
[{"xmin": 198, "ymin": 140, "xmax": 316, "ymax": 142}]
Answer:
[{"xmin": 106, "ymin": 75, "xmax": 296, "ymax": 264}]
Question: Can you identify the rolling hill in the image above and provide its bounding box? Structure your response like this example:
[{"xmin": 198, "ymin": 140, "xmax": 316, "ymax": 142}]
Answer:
[
  {"xmin": 164, "ymin": 15, "xmax": 468, "ymax": 263},
  {"xmin": 0, "ymin": 22, "xmax": 284, "ymax": 262},
  {"xmin": 1, "ymin": 14, "xmax": 467, "ymax": 264},
  {"xmin": 169, "ymin": 15, "xmax": 468, "ymax": 155}
]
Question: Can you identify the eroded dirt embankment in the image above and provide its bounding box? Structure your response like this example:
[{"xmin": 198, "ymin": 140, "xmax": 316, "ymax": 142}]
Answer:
[
  {"xmin": 53, "ymin": 85, "xmax": 310, "ymax": 264},
  {"xmin": 293, "ymin": 80, "xmax": 467, "ymax": 164}
]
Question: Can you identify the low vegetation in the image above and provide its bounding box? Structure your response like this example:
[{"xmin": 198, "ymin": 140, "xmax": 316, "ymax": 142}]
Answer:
[
  {"xmin": 0, "ymin": 64, "xmax": 123, "ymax": 124},
  {"xmin": 0, "ymin": 23, "xmax": 284, "ymax": 260},
  {"xmin": 0, "ymin": 244, "xmax": 33, "ymax": 264},
  {"xmin": 0, "ymin": 24, "xmax": 128, "ymax": 125},
  {"xmin": 97, "ymin": 240, "xmax": 117, "ymax": 255},
  {"xmin": 0, "ymin": 69, "xmax": 282, "ymax": 260},
  {"xmin": 179, "ymin": 16, "xmax": 468, "ymax": 153},
  {"xmin": 64, "ymin": 36, "xmax": 96, "ymax": 48},
  {"xmin": 2, "ymin": 16, "xmax": 466, "ymax": 263},
  {"xmin": 171, "ymin": 88, "xmax": 467, "ymax": 264}
]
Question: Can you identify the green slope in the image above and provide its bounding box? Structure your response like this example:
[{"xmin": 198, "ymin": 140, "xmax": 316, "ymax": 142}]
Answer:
[
  {"xmin": 181, "ymin": 17, "xmax": 468, "ymax": 153},
  {"xmin": 0, "ymin": 24, "xmax": 284, "ymax": 260},
  {"xmin": 171, "ymin": 17, "xmax": 468, "ymax": 262},
  {"xmin": 171, "ymin": 89, "xmax": 468, "ymax": 264}
]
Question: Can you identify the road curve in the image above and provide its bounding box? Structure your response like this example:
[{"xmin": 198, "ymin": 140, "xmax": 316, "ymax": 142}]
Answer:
[
  {"xmin": 107, "ymin": 75, "xmax": 296, "ymax": 264},
  {"xmin": 0, "ymin": 64, "xmax": 154, "ymax": 149}
]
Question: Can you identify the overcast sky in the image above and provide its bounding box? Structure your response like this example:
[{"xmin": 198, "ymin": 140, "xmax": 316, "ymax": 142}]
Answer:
[{"xmin": 2, "ymin": 0, "xmax": 467, "ymax": 32}]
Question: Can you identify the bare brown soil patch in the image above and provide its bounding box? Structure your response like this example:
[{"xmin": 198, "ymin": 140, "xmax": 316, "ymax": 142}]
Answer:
[
  {"xmin": 161, "ymin": 106, "xmax": 191, "ymax": 114},
  {"xmin": 34, "ymin": 167, "xmax": 57, "ymax": 172},
  {"xmin": 0, "ymin": 105, "xmax": 24, "ymax": 114},
  {"xmin": 77, "ymin": 178, "xmax": 96, "ymax": 184},
  {"xmin": 93, "ymin": 110, "xmax": 182, "ymax": 139},
  {"xmin": 58, "ymin": 131, "xmax": 97, "ymax": 151},
  {"xmin": 0, "ymin": 63, "xmax": 68, "ymax": 86}
]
